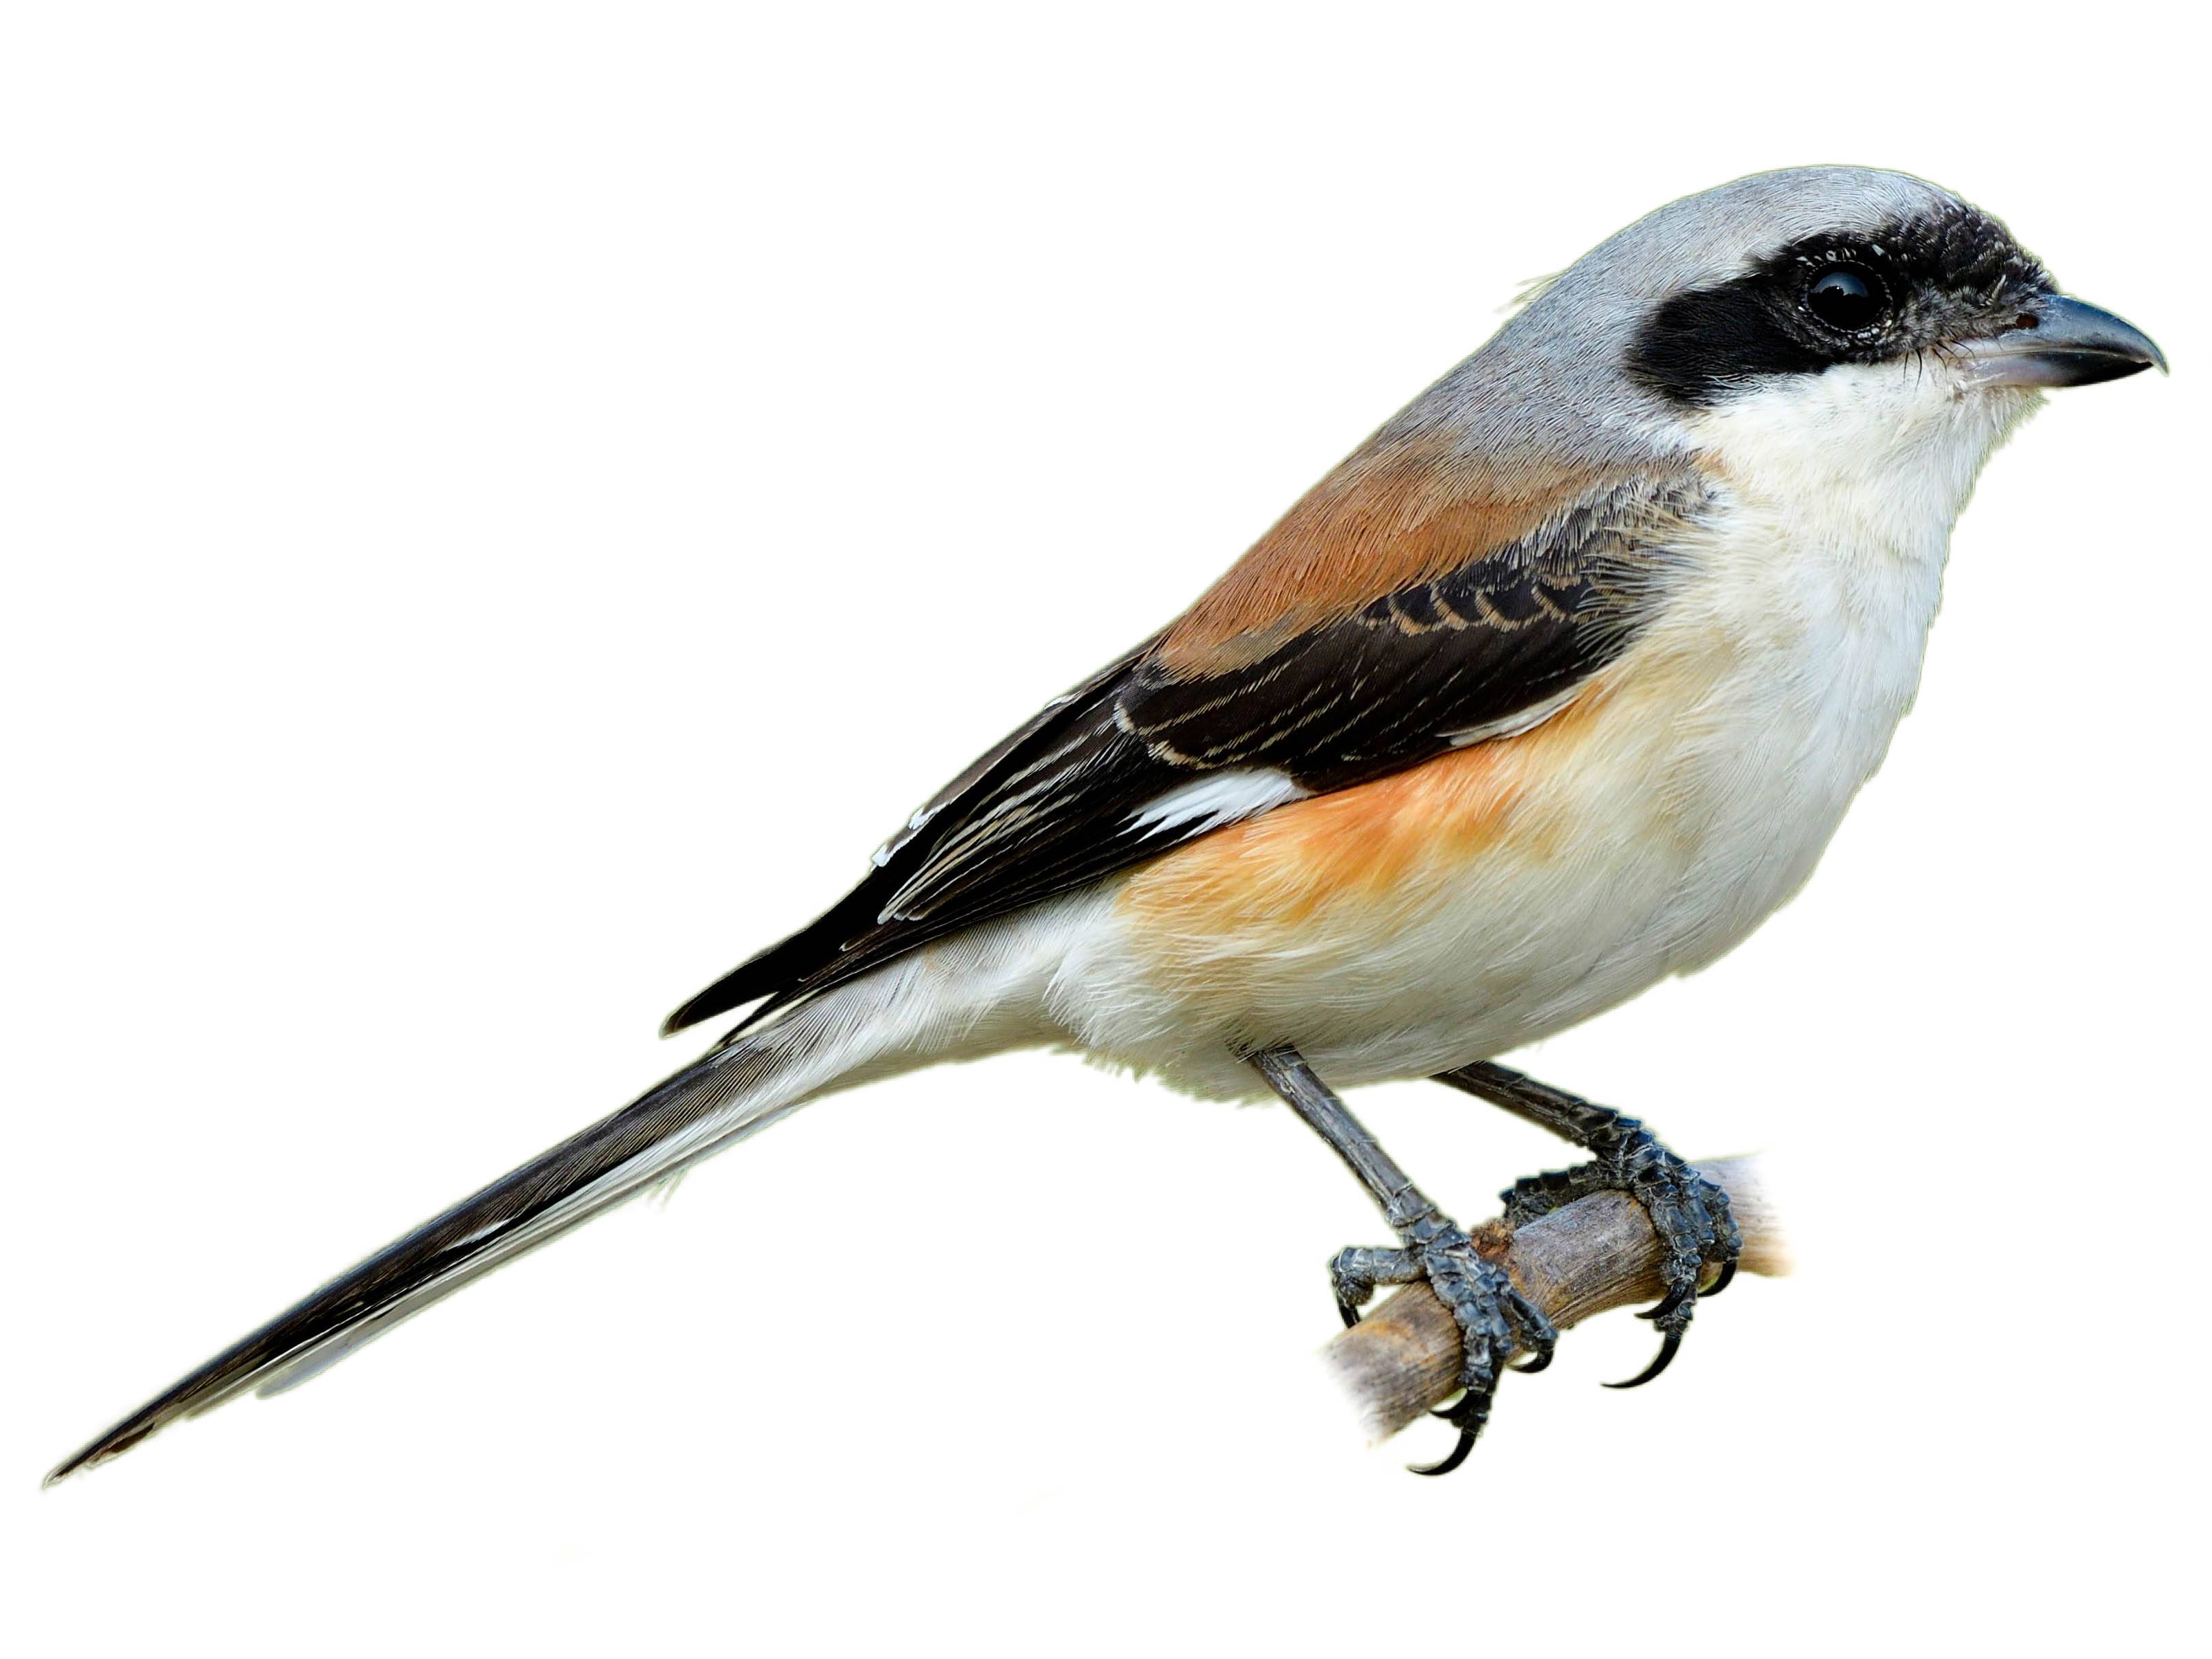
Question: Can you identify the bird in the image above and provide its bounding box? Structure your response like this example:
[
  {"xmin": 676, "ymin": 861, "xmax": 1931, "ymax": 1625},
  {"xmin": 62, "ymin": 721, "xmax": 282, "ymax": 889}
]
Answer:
[{"xmin": 47, "ymin": 166, "xmax": 2165, "ymax": 1484}]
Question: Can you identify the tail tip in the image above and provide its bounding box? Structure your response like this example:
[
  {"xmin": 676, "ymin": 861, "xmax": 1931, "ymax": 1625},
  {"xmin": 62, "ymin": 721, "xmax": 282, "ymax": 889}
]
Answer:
[{"xmin": 42, "ymin": 1444, "xmax": 105, "ymax": 1489}]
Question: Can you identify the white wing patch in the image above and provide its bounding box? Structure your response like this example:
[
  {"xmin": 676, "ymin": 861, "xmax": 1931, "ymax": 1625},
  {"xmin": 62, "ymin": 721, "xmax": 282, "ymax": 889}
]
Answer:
[{"xmin": 1126, "ymin": 768, "xmax": 1309, "ymax": 838}]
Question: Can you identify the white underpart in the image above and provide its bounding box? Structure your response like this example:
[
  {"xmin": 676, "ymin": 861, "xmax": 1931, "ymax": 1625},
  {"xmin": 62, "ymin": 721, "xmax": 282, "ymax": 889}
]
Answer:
[
  {"xmin": 563, "ymin": 356, "xmax": 2037, "ymax": 1119},
  {"xmin": 1033, "ymin": 356, "xmax": 2041, "ymax": 1095},
  {"xmin": 1127, "ymin": 767, "xmax": 1309, "ymax": 836}
]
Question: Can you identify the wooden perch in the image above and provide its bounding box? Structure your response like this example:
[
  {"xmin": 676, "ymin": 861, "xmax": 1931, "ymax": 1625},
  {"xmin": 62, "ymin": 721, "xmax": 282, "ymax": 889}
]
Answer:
[{"xmin": 1323, "ymin": 1156, "xmax": 1787, "ymax": 1441}]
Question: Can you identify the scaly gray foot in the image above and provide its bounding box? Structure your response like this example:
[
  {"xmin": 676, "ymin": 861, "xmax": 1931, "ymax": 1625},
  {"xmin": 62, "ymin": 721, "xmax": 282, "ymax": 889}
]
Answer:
[
  {"xmin": 1498, "ymin": 1116, "xmax": 1740, "ymax": 1388},
  {"xmin": 1330, "ymin": 1219, "xmax": 1557, "ymax": 1475}
]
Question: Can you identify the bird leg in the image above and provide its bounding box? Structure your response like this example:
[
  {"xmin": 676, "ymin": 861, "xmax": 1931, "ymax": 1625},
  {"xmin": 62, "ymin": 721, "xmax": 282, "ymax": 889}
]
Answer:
[
  {"xmin": 1249, "ymin": 1046, "xmax": 1555, "ymax": 1476},
  {"xmin": 1432, "ymin": 1060, "xmax": 1741, "ymax": 1388}
]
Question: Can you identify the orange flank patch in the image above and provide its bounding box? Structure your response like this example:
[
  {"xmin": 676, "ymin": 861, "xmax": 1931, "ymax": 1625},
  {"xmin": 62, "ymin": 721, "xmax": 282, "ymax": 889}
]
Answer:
[
  {"xmin": 1117, "ymin": 682, "xmax": 1609, "ymax": 944},
  {"xmin": 1156, "ymin": 430, "xmax": 1631, "ymax": 675}
]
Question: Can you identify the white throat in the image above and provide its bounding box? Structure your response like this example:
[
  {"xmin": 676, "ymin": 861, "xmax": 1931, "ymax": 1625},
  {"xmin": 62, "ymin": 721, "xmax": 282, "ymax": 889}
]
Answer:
[{"xmin": 1681, "ymin": 359, "xmax": 2040, "ymax": 575}]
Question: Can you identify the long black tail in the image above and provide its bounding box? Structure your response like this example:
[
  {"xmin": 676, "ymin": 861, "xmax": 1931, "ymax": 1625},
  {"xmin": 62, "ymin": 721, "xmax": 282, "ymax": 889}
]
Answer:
[{"xmin": 47, "ymin": 1025, "xmax": 820, "ymax": 1484}]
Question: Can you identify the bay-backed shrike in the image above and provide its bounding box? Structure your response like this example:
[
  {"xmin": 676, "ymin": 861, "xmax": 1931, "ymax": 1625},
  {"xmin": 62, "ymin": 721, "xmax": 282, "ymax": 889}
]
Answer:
[{"xmin": 49, "ymin": 166, "xmax": 2164, "ymax": 1484}]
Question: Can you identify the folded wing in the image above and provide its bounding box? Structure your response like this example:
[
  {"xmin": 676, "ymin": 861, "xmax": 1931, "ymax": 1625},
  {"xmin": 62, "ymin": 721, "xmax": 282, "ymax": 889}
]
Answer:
[{"xmin": 665, "ymin": 462, "xmax": 1708, "ymax": 1037}]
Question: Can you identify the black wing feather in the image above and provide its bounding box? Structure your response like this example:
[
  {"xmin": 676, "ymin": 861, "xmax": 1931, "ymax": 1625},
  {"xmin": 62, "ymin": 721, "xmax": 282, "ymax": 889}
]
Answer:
[{"xmin": 664, "ymin": 474, "xmax": 1704, "ymax": 1037}]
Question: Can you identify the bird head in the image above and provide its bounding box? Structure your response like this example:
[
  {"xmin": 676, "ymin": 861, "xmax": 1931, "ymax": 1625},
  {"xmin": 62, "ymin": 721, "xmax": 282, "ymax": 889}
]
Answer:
[{"xmin": 1455, "ymin": 167, "xmax": 2164, "ymax": 535}]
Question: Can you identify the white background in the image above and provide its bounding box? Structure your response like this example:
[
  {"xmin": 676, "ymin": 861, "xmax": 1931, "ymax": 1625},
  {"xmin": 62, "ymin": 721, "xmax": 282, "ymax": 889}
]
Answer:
[{"xmin": 6, "ymin": 3, "xmax": 2204, "ymax": 1654}]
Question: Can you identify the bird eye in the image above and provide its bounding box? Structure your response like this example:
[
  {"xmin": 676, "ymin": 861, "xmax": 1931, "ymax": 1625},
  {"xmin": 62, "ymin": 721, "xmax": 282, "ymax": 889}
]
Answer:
[{"xmin": 1805, "ymin": 264, "xmax": 1887, "ymax": 332}]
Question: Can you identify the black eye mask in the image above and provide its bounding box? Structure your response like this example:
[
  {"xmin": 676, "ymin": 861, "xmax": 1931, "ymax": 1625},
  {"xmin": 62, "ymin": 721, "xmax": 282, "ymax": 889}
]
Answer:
[{"xmin": 1627, "ymin": 203, "xmax": 2053, "ymax": 406}]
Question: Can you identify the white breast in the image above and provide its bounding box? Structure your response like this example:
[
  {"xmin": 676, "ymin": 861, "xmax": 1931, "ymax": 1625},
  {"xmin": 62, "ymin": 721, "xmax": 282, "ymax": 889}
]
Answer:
[
  {"xmin": 1581, "ymin": 462, "xmax": 1950, "ymax": 982},
  {"xmin": 1632, "ymin": 361, "xmax": 2038, "ymax": 960}
]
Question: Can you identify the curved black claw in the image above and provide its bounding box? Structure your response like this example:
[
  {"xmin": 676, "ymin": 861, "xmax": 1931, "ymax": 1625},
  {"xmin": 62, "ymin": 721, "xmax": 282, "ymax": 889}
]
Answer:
[
  {"xmin": 1603, "ymin": 1327, "xmax": 1684, "ymax": 1390},
  {"xmin": 1409, "ymin": 1428, "xmax": 1476, "ymax": 1477},
  {"xmin": 1410, "ymin": 1230, "xmax": 1553, "ymax": 1474},
  {"xmin": 1338, "ymin": 1301, "xmax": 1361, "ymax": 1330},
  {"xmin": 1637, "ymin": 1282, "xmax": 1692, "ymax": 1323},
  {"xmin": 1428, "ymin": 1347, "xmax": 1547, "ymax": 1412},
  {"xmin": 1500, "ymin": 1117, "xmax": 1741, "ymax": 1386},
  {"xmin": 1328, "ymin": 1226, "xmax": 1555, "ymax": 1473}
]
